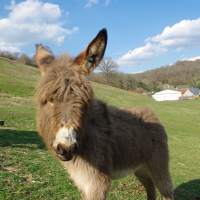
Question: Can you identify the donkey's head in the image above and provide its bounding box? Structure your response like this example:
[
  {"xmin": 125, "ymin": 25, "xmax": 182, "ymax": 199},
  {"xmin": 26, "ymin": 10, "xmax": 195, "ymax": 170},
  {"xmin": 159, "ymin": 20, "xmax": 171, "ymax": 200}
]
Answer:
[{"xmin": 35, "ymin": 29, "xmax": 107, "ymax": 161}]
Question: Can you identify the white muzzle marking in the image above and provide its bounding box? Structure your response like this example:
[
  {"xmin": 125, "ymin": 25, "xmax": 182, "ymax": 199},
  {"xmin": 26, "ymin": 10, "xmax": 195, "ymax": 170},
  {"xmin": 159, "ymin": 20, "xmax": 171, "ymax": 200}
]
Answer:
[{"xmin": 53, "ymin": 127, "xmax": 78, "ymax": 149}]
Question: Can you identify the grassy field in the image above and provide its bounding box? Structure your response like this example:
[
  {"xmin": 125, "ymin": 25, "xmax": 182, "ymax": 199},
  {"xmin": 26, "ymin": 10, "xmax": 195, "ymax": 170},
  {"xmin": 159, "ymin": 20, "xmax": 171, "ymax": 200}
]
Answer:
[{"xmin": 0, "ymin": 57, "xmax": 200, "ymax": 200}]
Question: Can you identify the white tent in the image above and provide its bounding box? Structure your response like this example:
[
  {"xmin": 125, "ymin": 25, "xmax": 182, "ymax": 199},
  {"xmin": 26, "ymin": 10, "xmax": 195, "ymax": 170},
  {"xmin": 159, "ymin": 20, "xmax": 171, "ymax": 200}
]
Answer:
[{"xmin": 152, "ymin": 90, "xmax": 182, "ymax": 101}]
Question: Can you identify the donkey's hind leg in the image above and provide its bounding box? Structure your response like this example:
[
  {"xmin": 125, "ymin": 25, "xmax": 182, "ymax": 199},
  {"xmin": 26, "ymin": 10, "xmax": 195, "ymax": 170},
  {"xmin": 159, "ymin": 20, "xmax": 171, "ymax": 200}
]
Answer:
[
  {"xmin": 134, "ymin": 166, "xmax": 156, "ymax": 200},
  {"xmin": 146, "ymin": 162, "xmax": 174, "ymax": 200},
  {"xmin": 150, "ymin": 169, "xmax": 173, "ymax": 200}
]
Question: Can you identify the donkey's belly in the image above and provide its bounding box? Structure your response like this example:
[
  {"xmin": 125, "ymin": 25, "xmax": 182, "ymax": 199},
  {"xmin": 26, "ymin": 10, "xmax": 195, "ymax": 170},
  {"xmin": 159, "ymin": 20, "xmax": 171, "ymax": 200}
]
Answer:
[{"xmin": 111, "ymin": 165, "xmax": 141, "ymax": 180}]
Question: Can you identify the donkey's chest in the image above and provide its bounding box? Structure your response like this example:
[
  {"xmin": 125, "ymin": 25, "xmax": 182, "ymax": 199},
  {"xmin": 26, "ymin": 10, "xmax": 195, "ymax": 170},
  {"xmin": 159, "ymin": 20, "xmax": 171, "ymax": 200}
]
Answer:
[{"xmin": 111, "ymin": 165, "xmax": 141, "ymax": 180}]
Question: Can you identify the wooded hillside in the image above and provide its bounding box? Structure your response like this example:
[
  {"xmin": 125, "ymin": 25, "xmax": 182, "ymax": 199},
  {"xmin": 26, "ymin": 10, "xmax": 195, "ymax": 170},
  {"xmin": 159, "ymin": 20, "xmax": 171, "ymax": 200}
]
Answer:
[
  {"xmin": 89, "ymin": 59, "xmax": 200, "ymax": 92},
  {"xmin": 134, "ymin": 59, "xmax": 200, "ymax": 90}
]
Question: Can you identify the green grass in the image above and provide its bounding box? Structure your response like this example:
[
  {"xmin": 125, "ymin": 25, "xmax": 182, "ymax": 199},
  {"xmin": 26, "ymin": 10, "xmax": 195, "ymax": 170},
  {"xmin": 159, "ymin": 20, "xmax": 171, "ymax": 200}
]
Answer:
[
  {"xmin": 0, "ymin": 57, "xmax": 39, "ymax": 97},
  {"xmin": 0, "ymin": 57, "xmax": 200, "ymax": 199}
]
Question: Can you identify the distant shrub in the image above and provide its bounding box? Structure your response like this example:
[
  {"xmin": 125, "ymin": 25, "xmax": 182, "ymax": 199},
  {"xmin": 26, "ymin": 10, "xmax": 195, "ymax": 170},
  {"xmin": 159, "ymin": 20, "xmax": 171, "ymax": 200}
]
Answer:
[
  {"xmin": 134, "ymin": 87, "xmax": 145, "ymax": 94},
  {"xmin": 0, "ymin": 50, "xmax": 20, "ymax": 60}
]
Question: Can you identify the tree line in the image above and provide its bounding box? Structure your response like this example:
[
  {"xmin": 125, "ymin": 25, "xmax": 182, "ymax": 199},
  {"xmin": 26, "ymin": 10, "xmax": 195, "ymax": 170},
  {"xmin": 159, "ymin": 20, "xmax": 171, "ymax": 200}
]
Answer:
[
  {"xmin": 0, "ymin": 45, "xmax": 52, "ymax": 67},
  {"xmin": 0, "ymin": 49, "xmax": 36, "ymax": 66},
  {"xmin": 88, "ymin": 57, "xmax": 141, "ymax": 92},
  {"xmin": 1, "ymin": 48, "xmax": 200, "ymax": 93}
]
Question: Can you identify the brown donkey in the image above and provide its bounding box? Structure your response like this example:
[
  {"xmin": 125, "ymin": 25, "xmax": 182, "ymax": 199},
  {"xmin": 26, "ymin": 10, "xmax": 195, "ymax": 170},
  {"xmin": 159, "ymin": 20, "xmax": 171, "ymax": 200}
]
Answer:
[{"xmin": 35, "ymin": 29, "xmax": 174, "ymax": 200}]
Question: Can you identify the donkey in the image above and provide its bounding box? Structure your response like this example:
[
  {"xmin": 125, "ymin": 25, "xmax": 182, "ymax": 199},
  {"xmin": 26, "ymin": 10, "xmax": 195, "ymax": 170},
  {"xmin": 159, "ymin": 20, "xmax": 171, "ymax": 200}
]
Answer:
[{"xmin": 35, "ymin": 29, "xmax": 174, "ymax": 200}]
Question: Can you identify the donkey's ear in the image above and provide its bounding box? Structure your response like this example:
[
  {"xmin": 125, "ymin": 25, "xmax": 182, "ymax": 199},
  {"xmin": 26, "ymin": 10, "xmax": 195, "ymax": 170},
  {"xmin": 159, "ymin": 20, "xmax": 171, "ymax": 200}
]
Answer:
[
  {"xmin": 74, "ymin": 28, "xmax": 107, "ymax": 75},
  {"xmin": 35, "ymin": 44, "xmax": 55, "ymax": 75}
]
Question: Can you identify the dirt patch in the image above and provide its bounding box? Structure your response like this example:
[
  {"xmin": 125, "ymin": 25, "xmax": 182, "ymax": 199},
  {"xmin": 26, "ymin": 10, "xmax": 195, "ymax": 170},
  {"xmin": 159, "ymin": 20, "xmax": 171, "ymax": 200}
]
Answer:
[
  {"xmin": 0, "ymin": 163, "xmax": 18, "ymax": 173},
  {"xmin": 11, "ymin": 96, "xmax": 34, "ymax": 103},
  {"xmin": 0, "ymin": 95, "xmax": 34, "ymax": 108}
]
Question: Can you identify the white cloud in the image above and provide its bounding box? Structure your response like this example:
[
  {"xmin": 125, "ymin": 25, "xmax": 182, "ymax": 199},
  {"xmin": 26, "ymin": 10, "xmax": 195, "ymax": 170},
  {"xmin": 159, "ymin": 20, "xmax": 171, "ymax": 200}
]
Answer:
[
  {"xmin": 6, "ymin": 0, "xmax": 62, "ymax": 23},
  {"xmin": 181, "ymin": 56, "xmax": 200, "ymax": 61},
  {"xmin": 0, "ymin": 44, "xmax": 20, "ymax": 53},
  {"xmin": 0, "ymin": 0, "xmax": 79, "ymax": 51},
  {"xmin": 85, "ymin": 0, "xmax": 110, "ymax": 8},
  {"xmin": 176, "ymin": 47, "xmax": 183, "ymax": 52},
  {"xmin": 118, "ymin": 18, "xmax": 200, "ymax": 68},
  {"xmin": 130, "ymin": 71, "xmax": 145, "ymax": 74},
  {"xmin": 4, "ymin": 0, "xmax": 15, "ymax": 9},
  {"xmin": 117, "ymin": 43, "xmax": 167, "ymax": 67},
  {"xmin": 146, "ymin": 18, "xmax": 200, "ymax": 50},
  {"xmin": 57, "ymin": 35, "xmax": 65, "ymax": 44},
  {"xmin": 105, "ymin": 0, "xmax": 111, "ymax": 6},
  {"xmin": 85, "ymin": 0, "xmax": 98, "ymax": 8},
  {"xmin": 167, "ymin": 55, "xmax": 200, "ymax": 66}
]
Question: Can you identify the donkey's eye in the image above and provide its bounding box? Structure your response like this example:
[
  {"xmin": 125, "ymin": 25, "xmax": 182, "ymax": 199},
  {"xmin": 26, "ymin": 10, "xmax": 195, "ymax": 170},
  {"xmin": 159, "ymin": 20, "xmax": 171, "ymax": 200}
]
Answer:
[
  {"xmin": 48, "ymin": 98, "xmax": 54, "ymax": 105},
  {"xmin": 70, "ymin": 87, "xmax": 74, "ymax": 93}
]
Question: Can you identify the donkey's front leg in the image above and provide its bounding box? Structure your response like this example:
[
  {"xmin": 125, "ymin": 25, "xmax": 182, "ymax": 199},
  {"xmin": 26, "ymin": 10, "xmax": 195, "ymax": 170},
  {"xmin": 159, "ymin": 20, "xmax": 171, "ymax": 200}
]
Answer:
[{"xmin": 81, "ymin": 174, "xmax": 111, "ymax": 200}]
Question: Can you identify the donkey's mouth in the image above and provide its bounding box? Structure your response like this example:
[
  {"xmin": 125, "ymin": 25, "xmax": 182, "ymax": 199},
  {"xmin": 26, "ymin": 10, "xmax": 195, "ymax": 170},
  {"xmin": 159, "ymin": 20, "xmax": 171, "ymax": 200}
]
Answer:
[{"xmin": 57, "ymin": 153, "xmax": 73, "ymax": 161}]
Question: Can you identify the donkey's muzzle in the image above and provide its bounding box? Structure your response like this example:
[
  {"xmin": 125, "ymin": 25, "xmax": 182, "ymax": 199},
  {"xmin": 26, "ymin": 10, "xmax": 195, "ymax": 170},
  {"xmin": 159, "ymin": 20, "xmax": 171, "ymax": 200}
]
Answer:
[{"xmin": 53, "ymin": 142, "xmax": 78, "ymax": 161}]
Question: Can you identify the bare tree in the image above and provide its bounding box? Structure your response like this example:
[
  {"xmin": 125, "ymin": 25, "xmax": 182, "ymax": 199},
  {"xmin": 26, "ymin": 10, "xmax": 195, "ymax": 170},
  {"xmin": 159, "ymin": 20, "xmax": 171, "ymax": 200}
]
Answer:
[
  {"xmin": 98, "ymin": 57, "xmax": 118, "ymax": 84},
  {"xmin": 30, "ymin": 54, "xmax": 37, "ymax": 67},
  {"xmin": 13, "ymin": 52, "xmax": 20, "ymax": 60},
  {"xmin": 18, "ymin": 53, "xmax": 31, "ymax": 65}
]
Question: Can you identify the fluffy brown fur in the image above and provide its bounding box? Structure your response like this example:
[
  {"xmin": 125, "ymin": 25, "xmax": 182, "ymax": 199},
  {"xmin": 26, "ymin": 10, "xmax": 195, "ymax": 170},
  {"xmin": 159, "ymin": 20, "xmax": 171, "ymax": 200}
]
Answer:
[{"xmin": 35, "ymin": 29, "xmax": 174, "ymax": 200}]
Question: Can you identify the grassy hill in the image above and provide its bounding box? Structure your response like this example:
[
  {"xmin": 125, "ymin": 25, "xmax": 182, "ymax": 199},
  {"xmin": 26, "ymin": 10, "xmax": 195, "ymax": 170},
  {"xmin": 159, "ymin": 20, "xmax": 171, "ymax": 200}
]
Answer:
[{"xmin": 0, "ymin": 57, "xmax": 200, "ymax": 200}]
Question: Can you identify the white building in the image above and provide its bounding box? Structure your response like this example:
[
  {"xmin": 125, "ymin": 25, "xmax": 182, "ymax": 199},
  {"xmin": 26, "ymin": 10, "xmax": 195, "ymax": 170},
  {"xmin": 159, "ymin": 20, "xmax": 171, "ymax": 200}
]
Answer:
[
  {"xmin": 183, "ymin": 89, "xmax": 193, "ymax": 97},
  {"xmin": 152, "ymin": 90, "xmax": 182, "ymax": 101}
]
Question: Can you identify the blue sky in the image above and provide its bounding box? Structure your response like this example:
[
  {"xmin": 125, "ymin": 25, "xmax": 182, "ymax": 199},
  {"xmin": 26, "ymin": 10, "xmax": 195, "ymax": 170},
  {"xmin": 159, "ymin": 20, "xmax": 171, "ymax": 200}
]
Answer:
[{"xmin": 0, "ymin": 0, "xmax": 200, "ymax": 73}]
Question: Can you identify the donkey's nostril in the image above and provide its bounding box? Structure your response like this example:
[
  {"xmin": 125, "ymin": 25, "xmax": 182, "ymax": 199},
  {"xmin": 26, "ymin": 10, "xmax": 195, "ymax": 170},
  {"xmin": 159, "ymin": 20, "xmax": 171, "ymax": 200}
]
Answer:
[
  {"xmin": 70, "ymin": 142, "xmax": 78, "ymax": 153},
  {"xmin": 53, "ymin": 142, "xmax": 78, "ymax": 161},
  {"xmin": 56, "ymin": 143, "xmax": 65, "ymax": 155},
  {"xmin": 74, "ymin": 143, "xmax": 78, "ymax": 153}
]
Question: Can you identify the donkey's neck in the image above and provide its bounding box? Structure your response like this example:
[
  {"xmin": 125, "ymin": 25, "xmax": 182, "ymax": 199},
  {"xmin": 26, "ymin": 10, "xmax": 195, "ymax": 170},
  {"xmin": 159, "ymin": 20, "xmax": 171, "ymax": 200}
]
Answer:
[
  {"xmin": 74, "ymin": 98, "xmax": 112, "ymax": 174},
  {"xmin": 78, "ymin": 99, "xmax": 111, "ymax": 150},
  {"xmin": 90, "ymin": 99, "xmax": 111, "ymax": 134}
]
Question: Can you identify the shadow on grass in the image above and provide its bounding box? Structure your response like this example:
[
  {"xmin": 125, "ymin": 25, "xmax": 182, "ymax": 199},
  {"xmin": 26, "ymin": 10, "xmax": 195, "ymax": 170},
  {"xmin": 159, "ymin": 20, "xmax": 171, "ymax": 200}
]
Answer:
[
  {"xmin": 174, "ymin": 179, "xmax": 200, "ymax": 200},
  {"xmin": 0, "ymin": 129, "xmax": 45, "ymax": 149}
]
